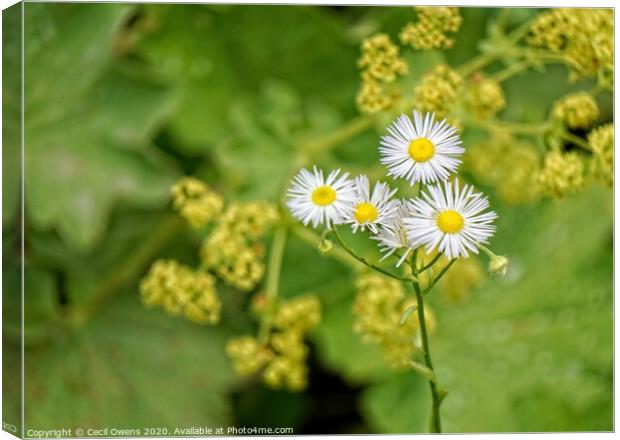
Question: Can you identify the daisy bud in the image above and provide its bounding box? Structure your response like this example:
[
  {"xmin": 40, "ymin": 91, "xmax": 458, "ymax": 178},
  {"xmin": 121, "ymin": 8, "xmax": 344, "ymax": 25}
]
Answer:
[
  {"xmin": 488, "ymin": 255, "xmax": 509, "ymax": 276},
  {"xmin": 318, "ymin": 238, "xmax": 333, "ymax": 256},
  {"xmin": 478, "ymin": 245, "xmax": 508, "ymax": 276}
]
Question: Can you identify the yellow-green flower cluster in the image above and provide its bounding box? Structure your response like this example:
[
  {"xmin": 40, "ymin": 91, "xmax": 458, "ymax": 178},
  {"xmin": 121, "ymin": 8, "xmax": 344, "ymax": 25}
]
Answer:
[
  {"xmin": 400, "ymin": 7, "xmax": 462, "ymax": 50},
  {"xmin": 201, "ymin": 202, "xmax": 278, "ymax": 291},
  {"xmin": 171, "ymin": 177, "xmax": 224, "ymax": 229},
  {"xmin": 352, "ymin": 273, "xmax": 436, "ymax": 368},
  {"xmin": 413, "ymin": 64, "xmax": 463, "ymax": 118},
  {"xmin": 356, "ymin": 33, "xmax": 408, "ymax": 114},
  {"xmin": 466, "ymin": 136, "xmax": 542, "ymax": 204},
  {"xmin": 588, "ymin": 123, "xmax": 614, "ymax": 187},
  {"xmin": 227, "ymin": 294, "xmax": 321, "ymax": 392},
  {"xmin": 226, "ymin": 336, "xmax": 273, "ymax": 376},
  {"xmin": 553, "ymin": 92, "xmax": 599, "ymax": 129},
  {"xmin": 465, "ymin": 76, "xmax": 506, "ymax": 120},
  {"xmin": 538, "ymin": 150, "xmax": 586, "ymax": 198},
  {"xmin": 529, "ymin": 8, "xmax": 613, "ymax": 79},
  {"xmin": 140, "ymin": 260, "xmax": 221, "ymax": 325}
]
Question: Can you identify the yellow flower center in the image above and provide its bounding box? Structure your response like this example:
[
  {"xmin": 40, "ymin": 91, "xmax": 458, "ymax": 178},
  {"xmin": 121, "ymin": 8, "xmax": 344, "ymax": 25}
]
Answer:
[
  {"xmin": 436, "ymin": 210, "xmax": 464, "ymax": 233},
  {"xmin": 408, "ymin": 138, "xmax": 435, "ymax": 162},
  {"xmin": 311, "ymin": 186, "xmax": 336, "ymax": 206},
  {"xmin": 354, "ymin": 202, "xmax": 378, "ymax": 223}
]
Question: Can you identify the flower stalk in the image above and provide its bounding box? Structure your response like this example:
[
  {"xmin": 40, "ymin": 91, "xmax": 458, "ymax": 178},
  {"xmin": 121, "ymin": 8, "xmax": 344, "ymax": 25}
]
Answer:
[{"xmin": 411, "ymin": 255, "xmax": 443, "ymax": 433}]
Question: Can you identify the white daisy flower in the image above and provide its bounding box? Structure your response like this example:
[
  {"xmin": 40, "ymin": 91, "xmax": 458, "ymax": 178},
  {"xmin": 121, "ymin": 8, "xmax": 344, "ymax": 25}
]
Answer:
[
  {"xmin": 287, "ymin": 166, "xmax": 356, "ymax": 228},
  {"xmin": 345, "ymin": 175, "xmax": 398, "ymax": 234},
  {"xmin": 404, "ymin": 179, "xmax": 497, "ymax": 259},
  {"xmin": 379, "ymin": 110, "xmax": 464, "ymax": 185},
  {"xmin": 372, "ymin": 199, "xmax": 417, "ymax": 267}
]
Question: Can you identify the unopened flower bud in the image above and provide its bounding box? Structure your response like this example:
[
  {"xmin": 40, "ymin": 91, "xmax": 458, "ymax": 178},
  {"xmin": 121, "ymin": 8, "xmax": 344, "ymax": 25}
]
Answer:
[
  {"xmin": 318, "ymin": 238, "xmax": 333, "ymax": 256},
  {"xmin": 488, "ymin": 255, "xmax": 509, "ymax": 276}
]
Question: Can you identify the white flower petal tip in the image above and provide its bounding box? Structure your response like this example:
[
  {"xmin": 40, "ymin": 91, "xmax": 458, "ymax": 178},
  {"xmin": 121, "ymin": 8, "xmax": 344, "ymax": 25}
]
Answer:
[
  {"xmin": 379, "ymin": 110, "xmax": 464, "ymax": 185},
  {"xmin": 403, "ymin": 179, "xmax": 497, "ymax": 260},
  {"xmin": 286, "ymin": 166, "xmax": 356, "ymax": 229}
]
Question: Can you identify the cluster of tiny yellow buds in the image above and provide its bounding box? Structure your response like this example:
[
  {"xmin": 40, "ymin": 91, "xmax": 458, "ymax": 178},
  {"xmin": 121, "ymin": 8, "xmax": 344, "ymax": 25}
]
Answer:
[
  {"xmin": 226, "ymin": 336, "xmax": 273, "ymax": 376},
  {"xmin": 413, "ymin": 64, "xmax": 463, "ymax": 118},
  {"xmin": 140, "ymin": 260, "xmax": 221, "ymax": 325},
  {"xmin": 356, "ymin": 78, "xmax": 395, "ymax": 115},
  {"xmin": 201, "ymin": 201, "xmax": 278, "ymax": 291},
  {"xmin": 466, "ymin": 137, "xmax": 542, "ymax": 205},
  {"xmin": 465, "ymin": 76, "xmax": 506, "ymax": 120},
  {"xmin": 553, "ymin": 92, "xmax": 599, "ymax": 129},
  {"xmin": 227, "ymin": 294, "xmax": 320, "ymax": 392},
  {"xmin": 171, "ymin": 177, "xmax": 224, "ymax": 229},
  {"xmin": 352, "ymin": 273, "xmax": 436, "ymax": 368},
  {"xmin": 263, "ymin": 294, "xmax": 320, "ymax": 391},
  {"xmin": 262, "ymin": 351, "xmax": 308, "ymax": 392},
  {"xmin": 218, "ymin": 201, "xmax": 279, "ymax": 240},
  {"xmin": 538, "ymin": 150, "xmax": 586, "ymax": 198},
  {"xmin": 273, "ymin": 294, "xmax": 321, "ymax": 333},
  {"xmin": 400, "ymin": 7, "xmax": 462, "ymax": 50},
  {"xmin": 353, "ymin": 273, "xmax": 403, "ymax": 341},
  {"xmin": 356, "ymin": 33, "xmax": 407, "ymax": 115},
  {"xmin": 588, "ymin": 123, "xmax": 614, "ymax": 187},
  {"xmin": 528, "ymin": 8, "xmax": 613, "ymax": 79},
  {"xmin": 358, "ymin": 33, "xmax": 408, "ymax": 83},
  {"xmin": 437, "ymin": 257, "xmax": 485, "ymax": 303}
]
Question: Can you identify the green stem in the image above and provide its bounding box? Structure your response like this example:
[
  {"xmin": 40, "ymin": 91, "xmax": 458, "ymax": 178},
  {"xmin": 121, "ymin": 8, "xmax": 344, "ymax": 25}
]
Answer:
[
  {"xmin": 258, "ymin": 224, "xmax": 288, "ymax": 344},
  {"xmin": 457, "ymin": 53, "xmax": 496, "ymax": 77},
  {"xmin": 415, "ymin": 252, "xmax": 443, "ymax": 275},
  {"xmin": 330, "ymin": 228, "xmax": 415, "ymax": 282},
  {"xmin": 465, "ymin": 116, "xmax": 551, "ymax": 135},
  {"xmin": 290, "ymin": 223, "xmax": 360, "ymax": 269},
  {"xmin": 490, "ymin": 60, "xmax": 530, "ymax": 82},
  {"xmin": 422, "ymin": 259, "xmax": 457, "ymax": 296},
  {"xmin": 302, "ymin": 114, "xmax": 377, "ymax": 158},
  {"xmin": 410, "ymin": 257, "xmax": 442, "ymax": 433},
  {"xmin": 558, "ymin": 131, "xmax": 591, "ymax": 152}
]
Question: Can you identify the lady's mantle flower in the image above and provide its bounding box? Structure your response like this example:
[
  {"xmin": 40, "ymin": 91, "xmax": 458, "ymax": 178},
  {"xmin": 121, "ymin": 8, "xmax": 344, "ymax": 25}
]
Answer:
[
  {"xmin": 400, "ymin": 7, "xmax": 462, "ymax": 50},
  {"xmin": 537, "ymin": 150, "xmax": 585, "ymax": 198},
  {"xmin": 345, "ymin": 175, "xmax": 398, "ymax": 234},
  {"xmin": 404, "ymin": 179, "xmax": 497, "ymax": 259},
  {"xmin": 140, "ymin": 260, "xmax": 221, "ymax": 325},
  {"xmin": 380, "ymin": 110, "xmax": 464, "ymax": 185},
  {"xmin": 588, "ymin": 123, "xmax": 614, "ymax": 187},
  {"xmin": 171, "ymin": 177, "xmax": 223, "ymax": 229},
  {"xmin": 553, "ymin": 92, "xmax": 599, "ymax": 129},
  {"xmin": 372, "ymin": 200, "xmax": 417, "ymax": 267},
  {"xmin": 287, "ymin": 167, "xmax": 356, "ymax": 228}
]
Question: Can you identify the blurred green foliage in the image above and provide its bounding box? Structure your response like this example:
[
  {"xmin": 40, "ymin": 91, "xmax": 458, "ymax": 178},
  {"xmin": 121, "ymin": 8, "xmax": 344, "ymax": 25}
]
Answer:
[{"xmin": 2, "ymin": 3, "xmax": 612, "ymax": 434}]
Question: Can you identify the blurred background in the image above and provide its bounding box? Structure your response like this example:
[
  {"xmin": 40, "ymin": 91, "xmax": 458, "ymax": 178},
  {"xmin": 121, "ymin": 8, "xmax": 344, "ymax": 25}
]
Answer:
[{"xmin": 2, "ymin": 3, "xmax": 613, "ymax": 434}]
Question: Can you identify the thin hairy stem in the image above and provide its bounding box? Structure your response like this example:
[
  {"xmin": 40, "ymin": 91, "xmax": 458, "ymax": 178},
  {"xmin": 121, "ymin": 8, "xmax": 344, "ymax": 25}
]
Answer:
[
  {"xmin": 423, "ymin": 258, "xmax": 457, "ymax": 296},
  {"xmin": 415, "ymin": 252, "xmax": 443, "ymax": 275},
  {"xmin": 289, "ymin": 223, "xmax": 360, "ymax": 269},
  {"xmin": 330, "ymin": 228, "xmax": 416, "ymax": 283},
  {"xmin": 410, "ymin": 256, "xmax": 442, "ymax": 433}
]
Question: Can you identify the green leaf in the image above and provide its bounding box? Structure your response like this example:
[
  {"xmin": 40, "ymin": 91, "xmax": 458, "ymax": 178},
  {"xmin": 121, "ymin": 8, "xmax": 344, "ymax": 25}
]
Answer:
[
  {"xmin": 361, "ymin": 372, "xmax": 430, "ymax": 434},
  {"xmin": 2, "ymin": 5, "xmax": 22, "ymax": 225},
  {"xmin": 11, "ymin": 293, "xmax": 237, "ymax": 431},
  {"xmin": 22, "ymin": 3, "xmax": 178, "ymax": 251},
  {"xmin": 135, "ymin": 5, "xmax": 357, "ymax": 151}
]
